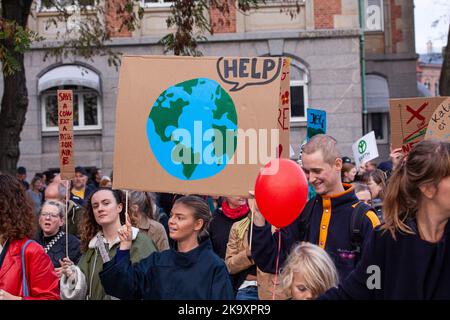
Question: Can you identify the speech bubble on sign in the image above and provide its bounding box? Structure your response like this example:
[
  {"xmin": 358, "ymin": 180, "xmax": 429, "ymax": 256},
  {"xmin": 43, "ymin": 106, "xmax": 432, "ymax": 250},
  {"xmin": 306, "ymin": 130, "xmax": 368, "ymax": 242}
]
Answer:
[{"xmin": 216, "ymin": 57, "xmax": 282, "ymax": 92}]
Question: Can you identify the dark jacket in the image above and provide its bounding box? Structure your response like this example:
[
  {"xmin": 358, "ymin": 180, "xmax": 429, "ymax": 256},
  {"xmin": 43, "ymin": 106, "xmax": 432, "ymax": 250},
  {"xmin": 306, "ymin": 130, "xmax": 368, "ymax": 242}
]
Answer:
[
  {"xmin": 70, "ymin": 185, "xmax": 94, "ymax": 208},
  {"xmin": 251, "ymin": 185, "xmax": 381, "ymax": 282},
  {"xmin": 209, "ymin": 208, "xmax": 248, "ymax": 260},
  {"xmin": 99, "ymin": 239, "xmax": 234, "ymax": 300},
  {"xmin": 66, "ymin": 200, "xmax": 85, "ymax": 238},
  {"xmin": 35, "ymin": 230, "xmax": 81, "ymax": 267},
  {"xmin": 319, "ymin": 220, "xmax": 450, "ymax": 300}
]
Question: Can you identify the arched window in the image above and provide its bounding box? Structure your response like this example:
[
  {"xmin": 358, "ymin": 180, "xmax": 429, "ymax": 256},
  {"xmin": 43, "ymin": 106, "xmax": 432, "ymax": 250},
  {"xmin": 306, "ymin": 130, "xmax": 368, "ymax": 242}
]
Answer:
[
  {"xmin": 290, "ymin": 61, "xmax": 309, "ymax": 122},
  {"xmin": 38, "ymin": 65, "xmax": 102, "ymax": 132},
  {"xmin": 366, "ymin": 74, "xmax": 389, "ymax": 143}
]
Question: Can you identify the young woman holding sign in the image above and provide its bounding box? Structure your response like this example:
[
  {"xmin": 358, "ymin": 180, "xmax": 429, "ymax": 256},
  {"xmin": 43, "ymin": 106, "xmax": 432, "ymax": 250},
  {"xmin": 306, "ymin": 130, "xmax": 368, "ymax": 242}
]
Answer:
[
  {"xmin": 99, "ymin": 196, "xmax": 234, "ymax": 299},
  {"xmin": 59, "ymin": 188, "xmax": 156, "ymax": 300}
]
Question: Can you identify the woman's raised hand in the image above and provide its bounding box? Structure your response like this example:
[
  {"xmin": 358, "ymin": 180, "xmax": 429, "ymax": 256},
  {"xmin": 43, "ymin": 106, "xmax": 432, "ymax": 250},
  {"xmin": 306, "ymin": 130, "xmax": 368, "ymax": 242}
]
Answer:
[{"xmin": 118, "ymin": 212, "xmax": 133, "ymax": 250}]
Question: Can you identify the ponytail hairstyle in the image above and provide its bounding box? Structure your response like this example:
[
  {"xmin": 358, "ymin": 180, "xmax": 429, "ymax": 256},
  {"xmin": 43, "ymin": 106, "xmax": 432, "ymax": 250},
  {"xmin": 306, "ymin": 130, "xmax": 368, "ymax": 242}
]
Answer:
[
  {"xmin": 382, "ymin": 140, "xmax": 450, "ymax": 239},
  {"xmin": 174, "ymin": 196, "xmax": 212, "ymax": 243},
  {"xmin": 128, "ymin": 190, "xmax": 155, "ymax": 220}
]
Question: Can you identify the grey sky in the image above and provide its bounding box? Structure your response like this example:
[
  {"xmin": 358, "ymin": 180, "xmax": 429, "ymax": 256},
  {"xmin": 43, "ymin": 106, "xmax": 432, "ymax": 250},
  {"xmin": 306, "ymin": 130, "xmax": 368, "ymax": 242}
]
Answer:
[{"xmin": 414, "ymin": 0, "xmax": 449, "ymax": 53}]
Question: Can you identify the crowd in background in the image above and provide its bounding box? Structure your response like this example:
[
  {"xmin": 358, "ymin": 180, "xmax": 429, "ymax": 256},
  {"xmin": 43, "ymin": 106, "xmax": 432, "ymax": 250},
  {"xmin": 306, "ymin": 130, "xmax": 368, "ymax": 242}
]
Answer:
[{"xmin": 1, "ymin": 136, "xmax": 449, "ymax": 300}]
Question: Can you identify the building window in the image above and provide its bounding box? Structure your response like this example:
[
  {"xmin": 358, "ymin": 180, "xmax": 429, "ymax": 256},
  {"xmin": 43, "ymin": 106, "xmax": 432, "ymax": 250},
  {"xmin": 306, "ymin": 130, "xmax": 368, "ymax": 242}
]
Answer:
[
  {"xmin": 368, "ymin": 112, "xmax": 388, "ymax": 144},
  {"xmin": 290, "ymin": 63, "xmax": 309, "ymax": 122},
  {"xmin": 41, "ymin": 85, "xmax": 102, "ymax": 132},
  {"xmin": 424, "ymin": 81, "xmax": 430, "ymax": 90},
  {"xmin": 39, "ymin": 0, "xmax": 94, "ymax": 10},
  {"xmin": 141, "ymin": 0, "xmax": 172, "ymax": 7},
  {"xmin": 435, "ymin": 82, "xmax": 439, "ymax": 96},
  {"xmin": 365, "ymin": 0, "xmax": 384, "ymax": 32}
]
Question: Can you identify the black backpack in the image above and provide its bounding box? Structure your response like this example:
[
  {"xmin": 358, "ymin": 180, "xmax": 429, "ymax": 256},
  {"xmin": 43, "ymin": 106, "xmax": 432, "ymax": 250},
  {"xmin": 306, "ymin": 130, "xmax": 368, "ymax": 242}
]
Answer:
[{"xmin": 298, "ymin": 195, "xmax": 374, "ymax": 255}]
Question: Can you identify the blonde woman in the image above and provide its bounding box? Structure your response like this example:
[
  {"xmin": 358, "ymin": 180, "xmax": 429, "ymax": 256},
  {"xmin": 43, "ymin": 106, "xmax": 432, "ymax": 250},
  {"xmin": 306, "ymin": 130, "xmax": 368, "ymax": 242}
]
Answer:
[{"xmin": 280, "ymin": 242, "xmax": 338, "ymax": 300}]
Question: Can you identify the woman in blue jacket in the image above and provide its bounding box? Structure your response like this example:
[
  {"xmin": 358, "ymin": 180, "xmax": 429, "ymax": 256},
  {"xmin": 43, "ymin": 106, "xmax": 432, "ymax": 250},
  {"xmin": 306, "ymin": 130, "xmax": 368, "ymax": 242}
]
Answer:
[
  {"xmin": 99, "ymin": 196, "xmax": 234, "ymax": 300},
  {"xmin": 320, "ymin": 140, "xmax": 450, "ymax": 300}
]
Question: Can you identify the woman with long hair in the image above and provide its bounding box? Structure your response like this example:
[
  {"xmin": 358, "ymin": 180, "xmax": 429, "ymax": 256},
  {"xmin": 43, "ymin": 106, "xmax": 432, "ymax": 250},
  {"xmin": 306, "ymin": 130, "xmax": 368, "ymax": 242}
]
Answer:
[
  {"xmin": 59, "ymin": 188, "xmax": 157, "ymax": 300},
  {"xmin": 0, "ymin": 174, "xmax": 59, "ymax": 300},
  {"xmin": 320, "ymin": 140, "xmax": 450, "ymax": 299},
  {"xmin": 99, "ymin": 196, "xmax": 234, "ymax": 299}
]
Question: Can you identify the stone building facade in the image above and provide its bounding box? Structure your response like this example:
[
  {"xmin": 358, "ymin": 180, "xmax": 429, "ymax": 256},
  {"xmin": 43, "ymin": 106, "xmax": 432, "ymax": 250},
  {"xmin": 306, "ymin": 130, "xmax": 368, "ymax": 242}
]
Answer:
[{"xmin": 12, "ymin": 0, "xmax": 417, "ymax": 177}]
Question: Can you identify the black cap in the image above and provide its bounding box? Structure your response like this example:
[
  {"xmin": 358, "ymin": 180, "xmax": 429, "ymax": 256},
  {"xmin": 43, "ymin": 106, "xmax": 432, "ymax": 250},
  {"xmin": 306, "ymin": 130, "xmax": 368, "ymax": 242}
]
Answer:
[
  {"xmin": 341, "ymin": 156, "xmax": 352, "ymax": 164},
  {"xmin": 75, "ymin": 166, "xmax": 87, "ymax": 176},
  {"xmin": 17, "ymin": 166, "xmax": 26, "ymax": 174}
]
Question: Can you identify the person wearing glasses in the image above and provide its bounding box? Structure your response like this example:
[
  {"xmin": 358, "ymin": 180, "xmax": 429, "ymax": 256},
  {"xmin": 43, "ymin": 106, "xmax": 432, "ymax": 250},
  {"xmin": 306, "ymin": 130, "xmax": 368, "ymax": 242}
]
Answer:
[{"xmin": 35, "ymin": 200, "xmax": 81, "ymax": 278}]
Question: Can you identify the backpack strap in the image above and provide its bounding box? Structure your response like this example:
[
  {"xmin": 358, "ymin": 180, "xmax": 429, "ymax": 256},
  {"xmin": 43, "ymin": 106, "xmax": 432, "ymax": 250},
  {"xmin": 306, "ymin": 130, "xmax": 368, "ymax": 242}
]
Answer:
[
  {"xmin": 350, "ymin": 202, "xmax": 374, "ymax": 256},
  {"xmin": 298, "ymin": 195, "xmax": 319, "ymax": 241},
  {"xmin": 21, "ymin": 240, "xmax": 35, "ymax": 297}
]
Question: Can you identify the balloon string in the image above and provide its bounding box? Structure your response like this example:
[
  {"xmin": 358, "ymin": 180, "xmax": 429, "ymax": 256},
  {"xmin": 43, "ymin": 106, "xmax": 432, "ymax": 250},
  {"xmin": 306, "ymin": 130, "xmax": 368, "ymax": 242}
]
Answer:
[
  {"xmin": 272, "ymin": 228, "xmax": 281, "ymax": 300},
  {"xmin": 248, "ymin": 199, "xmax": 255, "ymax": 253}
]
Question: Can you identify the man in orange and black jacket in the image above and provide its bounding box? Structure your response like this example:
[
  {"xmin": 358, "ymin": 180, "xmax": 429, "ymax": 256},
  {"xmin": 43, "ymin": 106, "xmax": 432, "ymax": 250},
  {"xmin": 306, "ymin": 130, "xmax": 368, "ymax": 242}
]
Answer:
[{"xmin": 250, "ymin": 135, "xmax": 381, "ymax": 282}]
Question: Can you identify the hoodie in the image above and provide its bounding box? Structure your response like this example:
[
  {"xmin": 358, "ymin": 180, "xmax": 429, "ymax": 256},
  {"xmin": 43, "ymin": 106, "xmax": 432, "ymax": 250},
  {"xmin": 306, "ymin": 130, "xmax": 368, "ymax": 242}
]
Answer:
[{"xmin": 99, "ymin": 239, "xmax": 234, "ymax": 300}]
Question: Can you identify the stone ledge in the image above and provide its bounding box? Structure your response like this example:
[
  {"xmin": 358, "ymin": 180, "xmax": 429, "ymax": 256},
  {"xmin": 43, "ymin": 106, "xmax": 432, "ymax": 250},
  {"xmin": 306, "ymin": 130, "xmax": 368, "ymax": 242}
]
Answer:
[{"xmin": 30, "ymin": 29, "xmax": 361, "ymax": 50}]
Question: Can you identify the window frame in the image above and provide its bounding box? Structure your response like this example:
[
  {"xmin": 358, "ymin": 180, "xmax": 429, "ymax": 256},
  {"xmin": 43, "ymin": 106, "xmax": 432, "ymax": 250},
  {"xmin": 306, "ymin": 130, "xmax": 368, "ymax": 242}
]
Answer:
[
  {"xmin": 364, "ymin": 0, "xmax": 384, "ymax": 32},
  {"xmin": 140, "ymin": 0, "xmax": 173, "ymax": 8},
  {"xmin": 290, "ymin": 79, "xmax": 309, "ymax": 123},
  {"xmin": 41, "ymin": 85, "xmax": 102, "ymax": 132},
  {"xmin": 37, "ymin": 0, "xmax": 94, "ymax": 12},
  {"xmin": 368, "ymin": 112, "xmax": 389, "ymax": 144}
]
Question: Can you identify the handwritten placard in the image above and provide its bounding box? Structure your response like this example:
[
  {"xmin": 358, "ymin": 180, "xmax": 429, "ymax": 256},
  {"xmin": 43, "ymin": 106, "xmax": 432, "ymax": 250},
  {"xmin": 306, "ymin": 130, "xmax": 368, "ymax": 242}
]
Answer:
[
  {"xmin": 307, "ymin": 108, "xmax": 327, "ymax": 141},
  {"xmin": 425, "ymin": 98, "xmax": 450, "ymax": 142},
  {"xmin": 57, "ymin": 90, "xmax": 75, "ymax": 179}
]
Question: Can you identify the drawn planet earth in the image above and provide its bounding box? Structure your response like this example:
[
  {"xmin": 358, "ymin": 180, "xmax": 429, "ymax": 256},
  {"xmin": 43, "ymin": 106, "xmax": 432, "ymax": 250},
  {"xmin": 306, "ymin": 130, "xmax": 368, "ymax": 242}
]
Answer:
[{"xmin": 147, "ymin": 78, "xmax": 238, "ymax": 180}]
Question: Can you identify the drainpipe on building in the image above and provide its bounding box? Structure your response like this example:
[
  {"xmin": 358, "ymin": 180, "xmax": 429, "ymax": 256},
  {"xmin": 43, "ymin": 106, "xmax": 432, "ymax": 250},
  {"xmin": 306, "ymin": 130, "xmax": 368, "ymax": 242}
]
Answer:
[{"xmin": 358, "ymin": 0, "xmax": 368, "ymax": 134}]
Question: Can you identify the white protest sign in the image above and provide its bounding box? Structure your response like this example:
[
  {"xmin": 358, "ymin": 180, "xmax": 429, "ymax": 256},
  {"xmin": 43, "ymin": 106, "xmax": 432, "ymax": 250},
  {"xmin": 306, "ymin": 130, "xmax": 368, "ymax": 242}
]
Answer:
[{"xmin": 352, "ymin": 131, "xmax": 379, "ymax": 168}]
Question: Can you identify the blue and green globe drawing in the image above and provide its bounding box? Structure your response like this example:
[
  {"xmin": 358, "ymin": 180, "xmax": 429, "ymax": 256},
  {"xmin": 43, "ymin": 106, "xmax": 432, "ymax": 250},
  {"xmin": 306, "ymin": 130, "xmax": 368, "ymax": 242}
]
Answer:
[{"xmin": 147, "ymin": 78, "xmax": 238, "ymax": 180}]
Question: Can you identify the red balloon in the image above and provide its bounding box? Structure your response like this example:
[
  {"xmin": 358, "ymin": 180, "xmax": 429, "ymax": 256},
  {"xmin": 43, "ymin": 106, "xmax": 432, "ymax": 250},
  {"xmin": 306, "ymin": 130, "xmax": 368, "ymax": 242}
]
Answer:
[{"xmin": 254, "ymin": 158, "xmax": 308, "ymax": 228}]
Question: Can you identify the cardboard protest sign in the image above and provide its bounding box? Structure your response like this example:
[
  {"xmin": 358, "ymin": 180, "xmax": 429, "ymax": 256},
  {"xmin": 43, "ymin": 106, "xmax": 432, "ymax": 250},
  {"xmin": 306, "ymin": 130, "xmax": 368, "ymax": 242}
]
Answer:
[
  {"xmin": 57, "ymin": 90, "xmax": 75, "ymax": 179},
  {"xmin": 390, "ymin": 97, "xmax": 448, "ymax": 153},
  {"xmin": 113, "ymin": 55, "xmax": 290, "ymax": 197},
  {"xmin": 352, "ymin": 131, "xmax": 379, "ymax": 168},
  {"xmin": 307, "ymin": 108, "xmax": 326, "ymax": 141},
  {"xmin": 424, "ymin": 97, "xmax": 450, "ymax": 142}
]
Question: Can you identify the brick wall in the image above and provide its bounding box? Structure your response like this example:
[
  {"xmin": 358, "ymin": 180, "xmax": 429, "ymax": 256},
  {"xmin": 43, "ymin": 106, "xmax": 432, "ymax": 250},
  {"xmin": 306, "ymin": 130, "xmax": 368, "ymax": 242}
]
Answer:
[
  {"xmin": 314, "ymin": 0, "xmax": 342, "ymax": 29},
  {"xmin": 210, "ymin": 0, "xmax": 236, "ymax": 33},
  {"xmin": 105, "ymin": 0, "xmax": 132, "ymax": 37},
  {"xmin": 390, "ymin": 0, "xmax": 403, "ymax": 53}
]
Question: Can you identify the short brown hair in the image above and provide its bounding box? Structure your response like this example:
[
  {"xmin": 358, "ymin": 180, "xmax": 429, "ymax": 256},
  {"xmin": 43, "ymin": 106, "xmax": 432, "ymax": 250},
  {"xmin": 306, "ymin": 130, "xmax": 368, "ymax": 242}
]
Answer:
[
  {"xmin": 0, "ymin": 173, "xmax": 37, "ymax": 239},
  {"xmin": 301, "ymin": 134, "xmax": 341, "ymax": 166}
]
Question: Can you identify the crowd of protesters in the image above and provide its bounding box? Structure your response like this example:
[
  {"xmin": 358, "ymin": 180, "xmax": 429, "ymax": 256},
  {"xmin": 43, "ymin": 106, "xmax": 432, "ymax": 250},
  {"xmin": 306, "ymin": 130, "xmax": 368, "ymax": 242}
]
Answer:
[{"xmin": 0, "ymin": 137, "xmax": 449, "ymax": 300}]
